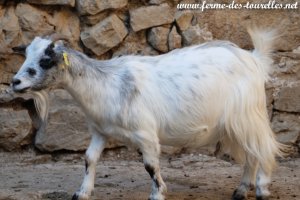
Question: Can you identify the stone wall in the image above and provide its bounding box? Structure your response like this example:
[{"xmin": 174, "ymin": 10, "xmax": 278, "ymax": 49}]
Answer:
[{"xmin": 0, "ymin": 0, "xmax": 299, "ymax": 154}]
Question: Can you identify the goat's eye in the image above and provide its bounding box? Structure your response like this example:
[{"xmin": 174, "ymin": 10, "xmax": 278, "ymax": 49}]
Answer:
[
  {"xmin": 39, "ymin": 58, "xmax": 56, "ymax": 70},
  {"xmin": 27, "ymin": 68, "xmax": 36, "ymax": 76}
]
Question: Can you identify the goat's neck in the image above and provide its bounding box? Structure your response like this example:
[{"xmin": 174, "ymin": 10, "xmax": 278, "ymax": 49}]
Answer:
[
  {"xmin": 61, "ymin": 50, "xmax": 116, "ymax": 115},
  {"xmin": 64, "ymin": 73, "xmax": 106, "ymax": 109}
]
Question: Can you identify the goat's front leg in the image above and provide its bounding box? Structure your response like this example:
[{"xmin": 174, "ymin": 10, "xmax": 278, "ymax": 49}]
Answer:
[
  {"xmin": 144, "ymin": 154, "xmax": 166, "ymax": 200},
  {"xmin": 72, "ymin": 133, "xmax": 106, "ymax": 200},
  {"xmin": 134, "ymin": 131, "xmax": 166, "ymax": 200}
]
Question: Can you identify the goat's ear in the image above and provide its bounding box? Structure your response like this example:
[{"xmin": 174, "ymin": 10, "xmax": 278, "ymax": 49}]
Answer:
[
  {"xmin": 53, "ymin": 40, "xmax": 71, "ymax": 49},
  {"xmin": 12, "ymin": 45, "xmax": 27, "ymax": 55}
]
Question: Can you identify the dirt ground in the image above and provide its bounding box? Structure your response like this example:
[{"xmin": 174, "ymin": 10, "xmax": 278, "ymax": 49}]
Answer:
[{"xmin": 0, "ymin": 147, "xmax": 299, "ymax": 200}]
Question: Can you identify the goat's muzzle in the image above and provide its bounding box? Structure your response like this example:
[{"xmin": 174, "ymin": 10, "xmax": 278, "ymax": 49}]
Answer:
[{"xmin": 11, "ymin": 77, "xmax": 29, "ymax": 93}]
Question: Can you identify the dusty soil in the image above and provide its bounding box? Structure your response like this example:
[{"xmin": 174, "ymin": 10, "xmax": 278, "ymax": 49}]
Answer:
[{"xmin": 0, "ymin": 148, "xmax": 299, "ymax": 200}]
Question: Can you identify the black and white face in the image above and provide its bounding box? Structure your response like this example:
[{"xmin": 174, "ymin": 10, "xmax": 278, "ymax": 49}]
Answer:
[{"xmin": 12, "ymin": 37, "xmax": 64, "ymax": 93}]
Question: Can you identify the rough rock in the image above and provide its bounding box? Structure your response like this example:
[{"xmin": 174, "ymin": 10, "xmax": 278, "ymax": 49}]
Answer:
[
  {"xmin": 265, "ymin": 85, "xmax": 274, "ymax": 119},
  {"xmin": 195, "ymin": 10, "xmax": 300, "ymax": 50},
  {"xmin": 0, "ymin": 86, "xmax": 46, "ymax": 151},
  {"xmin": 130, "ymin": 3, "xmax": 174, "ymax": 32},
  {"xmin": 0, "ymin": 108, "xmax": 32, "ymax": 151},
  {"xmin": 76, "ymin": 0, "xmax": 128, "ymax": 15},
  {"xmin": 168, "ymin": 25, "xmax": 181, "ymax": 51},
  {"xmin": 81, "ymin": 14, "xmax": 128, "ymax": 56},
  {"xmin": 148, "ymin": 0, "xmax": 166, "ymax": 5},
  {"xmin": 81, "ymin": 11, "xmax": 110, "ymax": 26},
  {"xmin": 272, "ymin": 112, "xmax": 300, "ymax": 144},
  {"xmin": 112, "ymin": 31, "xmax": 158, "ymax": 57},
  {"xmin": 273, "ymin": 53, "xmax": 300, "ymax": 79},
  {"xmin": 0, "ymin": 6, "xmax": 21, "ymax": 53},
  {"xmin": 27, "ymin": 0, "xmax": 75, "ymax": 6},
  {"xmin": 0, "ymin": 54, "xmax": 24, "ymax": 85},
  {"xmin": 182, "ymin": 24, "xmax": 213, "ymax": 46},
  {"xmin": 274, "ymin": 83, "xmax": 300, "ymax": 113},
  {"xmin": 175, "ymin": 11, "xmax": 193, "ymax": 32},
  {"xmin": 51, "ymin": 9, "xmax": 80, "ymax": 44},
  {"xmin": 147, "ymin": 26, "xmax": 170, "ymax": 53},
  {"xmin": 35, "ymin": 90, "xmax": 90, "ymax": 152},
  {"xmin": 15, "ymin": 3, "xmax": 54, "ymax": 43},
  {"xmin": 0, "ymin": 84, "xmax": 42, "ymax": 107}
]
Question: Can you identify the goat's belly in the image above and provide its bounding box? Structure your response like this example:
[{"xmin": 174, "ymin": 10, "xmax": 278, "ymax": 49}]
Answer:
[{"xmin": 158, "ymin": 125, "xmax": 219, "ymax": 148}]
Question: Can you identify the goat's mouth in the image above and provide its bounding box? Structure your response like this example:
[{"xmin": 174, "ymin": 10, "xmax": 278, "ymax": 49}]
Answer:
[{"xmin": 12, "ymin": 86, "xmax": 31, "ymax": 93}]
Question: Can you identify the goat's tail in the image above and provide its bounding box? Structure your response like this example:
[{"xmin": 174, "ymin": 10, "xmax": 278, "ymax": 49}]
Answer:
[
  {"xmin": 248, "ymin": 27, "xmax": 279, "ymax": 80},
  {"xmin": 223, "ymin": 97, "xmax": 285, "ymax": 173},
  {"xmin": 220, "ymin": 28, "xmax": 289, "ymax": 173},
  {"xmin": 223, "ymin": 97, "xmax": 289, "ymax": 174}
]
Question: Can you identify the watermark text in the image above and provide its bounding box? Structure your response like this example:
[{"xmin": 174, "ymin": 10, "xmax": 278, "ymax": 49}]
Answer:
[{"xmin": 177, "ymin": 0, "xmax": 298, "ymax": 11}]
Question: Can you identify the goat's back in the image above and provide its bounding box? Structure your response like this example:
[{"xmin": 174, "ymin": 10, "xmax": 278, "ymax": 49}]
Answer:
[{"xmin": 114, "ymin": 39, "xmax": 269, "ymax": 147}]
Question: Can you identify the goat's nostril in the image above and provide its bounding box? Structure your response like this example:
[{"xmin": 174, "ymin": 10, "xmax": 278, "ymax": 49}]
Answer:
[{"xmin": 12, "ymin": 78, "xmax": 21, "ymax": 86}]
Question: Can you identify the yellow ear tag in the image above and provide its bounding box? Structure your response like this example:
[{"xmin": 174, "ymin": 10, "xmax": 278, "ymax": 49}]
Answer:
[{"xmin": 63, "ymin": 52, "xmax": 70, "ymax": 67}]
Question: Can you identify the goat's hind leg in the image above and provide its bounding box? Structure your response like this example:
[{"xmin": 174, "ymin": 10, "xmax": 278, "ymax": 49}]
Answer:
[
  {"xmin": 232, "ymin": 155, "xmax": 258, "ymax": 200},
  {"xmin": 255, "ymin": 167, "xmax": 272, "ymax": 200},
  {"xmin": 72, "ymin": 132, "xmax": 106, "ymax": 200}
]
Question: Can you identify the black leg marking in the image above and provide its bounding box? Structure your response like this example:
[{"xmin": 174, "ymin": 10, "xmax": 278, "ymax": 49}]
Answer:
[
  {"xmin": 145, "ymin": 164, "xmax": 160, "ymax": 188},
  {"xmin": 145, "ymin": 164, "xmax": 154, "ymax": 178},
  {"xmin": 85, "ymin": 158, "xmax": 89, "ymax": 175}
]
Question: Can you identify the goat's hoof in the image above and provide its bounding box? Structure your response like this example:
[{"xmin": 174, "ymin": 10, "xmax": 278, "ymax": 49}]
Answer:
[
  {"xmin": 148, "ymin": 192, "xmax": 165, "ymax": 200},
  {"xmin": 232, "ymin": 189, "xmax": 247, "ymax": 200},
  {"xmin": 256, "ymin": 196, "xmax": 269, "ymax": 200},
  {"xmin": 148, "ymin": 198, "xmax": 164, "ymax": 200},
  {"xmin": 71, "ymin": 191, "xmax": 89, "ymax": 200}
]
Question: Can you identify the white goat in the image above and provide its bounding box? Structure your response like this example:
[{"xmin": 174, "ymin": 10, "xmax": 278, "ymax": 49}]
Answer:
[{"xmin": 12, "ymin": 28, "xmax": 283, "ymax": 200}]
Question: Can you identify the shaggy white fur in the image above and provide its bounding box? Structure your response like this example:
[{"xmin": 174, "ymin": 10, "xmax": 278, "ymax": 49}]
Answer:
[{"xmin": 12, "ymin": 28, "xmax": 283, "ymax": 200}]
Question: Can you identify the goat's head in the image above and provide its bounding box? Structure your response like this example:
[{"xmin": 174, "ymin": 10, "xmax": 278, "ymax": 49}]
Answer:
[{"xmin": 11, "ymin": 34, "xmax": 70, "ymax": 93}]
